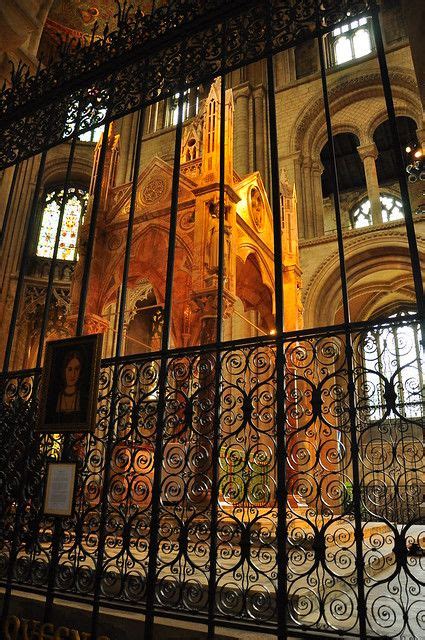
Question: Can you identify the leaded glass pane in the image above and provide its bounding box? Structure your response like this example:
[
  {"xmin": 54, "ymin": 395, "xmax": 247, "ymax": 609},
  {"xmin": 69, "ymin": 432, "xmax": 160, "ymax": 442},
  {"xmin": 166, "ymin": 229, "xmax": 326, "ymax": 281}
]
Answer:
[
  {"xmin": 36, "ymin": 187, "xmax": 88, "ymax": 261},
  {"xmin": 351, "ymin": 195, "xmax": 404, "ymax": 228},
  {"xmin": 381, "ymin": 195, "xmax": 404, "ymax": 222},
  {"xmin": 353, "ymin": 28, "xmax": 372, "ymax": 59},
  {"xmin": 352, "ymin": 199, "xmax": 372, "ymax": 228},
  {"xmin": 335, "ymin": 35, "xmax": 353, "ymax": 65}
]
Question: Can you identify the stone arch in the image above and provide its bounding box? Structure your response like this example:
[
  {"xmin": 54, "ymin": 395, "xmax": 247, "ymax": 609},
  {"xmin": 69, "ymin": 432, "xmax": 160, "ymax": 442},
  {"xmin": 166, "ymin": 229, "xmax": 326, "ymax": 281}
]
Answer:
[
  {"xmin": 236, "ymin": 251, "xmax": 274, "ymax": 332},
  {"xmin": 292, "ymin": 68, "xmax": 422, "ymax": 157},
  {"xmin": 237, "ymin": 243, "xmax": 274, "ymax": 292},
  {"xmin": 367, "ymin": 109, "xmax": 420, "ymax": 143},
  {"xmin": 100, "ymin": 222, "xmax": 192, "ymax": 310},
  {"xmin": 43, "ymin": 155, "xmax": 93, "ymax": 187},
  {"xmin": 303, "ymin": 233, "xmax": 425, "ymax": 327},
  {"xmin": 312, "ymin": 125, "xmax": 363, "ymax": 164}
]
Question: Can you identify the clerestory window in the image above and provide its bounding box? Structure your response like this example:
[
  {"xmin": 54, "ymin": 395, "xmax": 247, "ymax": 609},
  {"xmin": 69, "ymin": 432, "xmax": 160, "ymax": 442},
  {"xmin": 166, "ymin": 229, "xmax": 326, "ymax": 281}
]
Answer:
[
  {"xmin": 329, "ymin": 18, "xmax": 373, "ymax": 67},
  {"xmin": 36, "ymin": 186, "xmax": 88, "ymax": 261},
  {"xmin": 351, "ymin": 194, "xmax": 403, "ymax": 229},
  {"xmin": 165, "ymin": 87, "xmax": 200, "ymax": 128}
]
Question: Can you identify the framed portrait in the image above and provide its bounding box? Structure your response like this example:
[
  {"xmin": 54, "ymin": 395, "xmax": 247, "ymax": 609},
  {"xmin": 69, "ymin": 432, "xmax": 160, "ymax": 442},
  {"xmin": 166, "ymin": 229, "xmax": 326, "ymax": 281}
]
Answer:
[
  {"xmin": 43, "ymin": 463, "xmax": 77, "ymax": 516},
  {"xmin": 38, "ymin": 333, "xmax": 103, "ymax": 433}
]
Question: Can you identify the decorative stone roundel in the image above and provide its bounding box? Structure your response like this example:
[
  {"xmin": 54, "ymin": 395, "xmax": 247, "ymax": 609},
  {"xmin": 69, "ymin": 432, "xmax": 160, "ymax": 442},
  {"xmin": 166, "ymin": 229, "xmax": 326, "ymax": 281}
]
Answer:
[
  {"xmin": 142, "ymin": 177, "xmax": 166, "ymax": 204},
  {"xmin": 249, "ymin": 187, "xmax": 265, "ymax": 231}
]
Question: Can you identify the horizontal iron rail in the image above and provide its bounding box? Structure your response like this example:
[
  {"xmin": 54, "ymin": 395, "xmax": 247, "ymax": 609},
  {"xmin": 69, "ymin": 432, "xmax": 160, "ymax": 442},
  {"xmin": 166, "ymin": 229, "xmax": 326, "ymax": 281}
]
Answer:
[{"xmin": 1, "ymin": 313, "xmax": 421, "ymax": 380}]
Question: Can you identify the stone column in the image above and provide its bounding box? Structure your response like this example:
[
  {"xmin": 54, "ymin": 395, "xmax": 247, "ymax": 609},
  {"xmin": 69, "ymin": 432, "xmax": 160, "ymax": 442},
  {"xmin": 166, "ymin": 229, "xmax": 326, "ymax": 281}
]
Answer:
[
  {"xmin": 252, "ymin": 85, "xmax": 266, "ymax": 180},
  {"xmin": 301, "ymin": 158, "xmax": 314, "ymax": 239},
  {"xmin": 233, "ymin": 83, "xmax": 251, "ymax": 177},
  {"xmin": 311, "ymin": 160, "xmax": 325, "ymax": 237},
  {"xmin": 358, "ymin": 143, "xmax": 381, "ymax": 225}
]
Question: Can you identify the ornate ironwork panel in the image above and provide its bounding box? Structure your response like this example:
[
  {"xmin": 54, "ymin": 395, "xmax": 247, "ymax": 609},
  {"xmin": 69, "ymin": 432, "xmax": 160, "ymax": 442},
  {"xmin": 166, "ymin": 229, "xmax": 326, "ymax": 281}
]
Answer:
[
  {"xmin": 0, "ymin": 0, "xmax": 371, "ymax": 170},
  {"xmin": 1, "ymin": 318, "xmax": 423, "ymax": 637}
]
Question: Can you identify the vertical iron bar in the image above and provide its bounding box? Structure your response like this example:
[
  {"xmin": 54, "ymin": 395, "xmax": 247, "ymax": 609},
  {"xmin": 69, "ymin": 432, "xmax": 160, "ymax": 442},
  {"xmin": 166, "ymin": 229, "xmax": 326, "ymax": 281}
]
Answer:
[
  {"xmin": 266, "ymin": 51, "xmax": 288, "ymax": 640},
  {"xmin": 0, "ymin": 162, "xmax": 19, "ymax": 246},
  {"xmin": 43, "ymin": 113, "xmax": 111, "ymax": 623},
  {"xmin": 265, "ymin": 6, "xmax": 287, "ymax": 638},
  {"xmin": 90, "ymin": 108, "xmax": 145, "ymax": 639},
  {"xmin": 370, "ymin": 3, "xmax": 424, "ymax": 333},
  {"xmin": 0, "ymin": 150, "xmax": 47, "ymax": 623},
  {"xmin": 36, "ymin": 108, "xmax": 83, "ymax": 367},
  {"xmin": 207, "ymin": 70, "xmax": 226, "ymax": 640},
  {"xmin": 115, "ymin": 110, "xmax": 145, "ymax": 358},
  {"xmin": 76, "ymin": 120, "xmax": 111, "ymax": 336},
  {"xmin": 318, "ymin": 22, "xmax": 368, "ymax": 640},
  {"xmin": 143, "ymin": 89, "xmax": 185, "ymax": 640},
  {"xmin": 2, "ymin": 151, "xmax": 47, "ymax": 372}
]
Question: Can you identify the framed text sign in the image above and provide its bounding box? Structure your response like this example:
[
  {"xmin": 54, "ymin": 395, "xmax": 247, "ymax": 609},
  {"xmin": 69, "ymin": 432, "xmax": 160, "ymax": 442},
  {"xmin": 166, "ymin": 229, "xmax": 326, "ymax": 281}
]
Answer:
[
  {"xmin": 43, "ymin": 463, "xmax": 77, "ymax": 517},
  {"xmin": 38, "ymin": 333, "xmax": 103, "ymax": 432}
]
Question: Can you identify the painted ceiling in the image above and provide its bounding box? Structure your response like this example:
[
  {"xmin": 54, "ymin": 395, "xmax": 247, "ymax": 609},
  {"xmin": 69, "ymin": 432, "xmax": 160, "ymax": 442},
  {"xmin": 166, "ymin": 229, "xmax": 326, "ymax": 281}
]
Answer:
[{"xmin": 48, "ymin": 0, "xmax": 151, "ymax": 35}]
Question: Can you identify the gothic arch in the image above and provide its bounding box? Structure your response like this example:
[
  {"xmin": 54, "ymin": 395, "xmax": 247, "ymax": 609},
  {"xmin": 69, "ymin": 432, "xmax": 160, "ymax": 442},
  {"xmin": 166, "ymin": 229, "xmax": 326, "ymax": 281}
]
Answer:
[
  {"xmin": 237, "ymin": 243, "xmax": 274, "ymax": 292},
  {"xmin": 99, "ymin": 222, "xmax": 192, "ymax": 310},
  {"xmin": 236, "ymin": 251, "xmax": 274, "ymax": 331}
]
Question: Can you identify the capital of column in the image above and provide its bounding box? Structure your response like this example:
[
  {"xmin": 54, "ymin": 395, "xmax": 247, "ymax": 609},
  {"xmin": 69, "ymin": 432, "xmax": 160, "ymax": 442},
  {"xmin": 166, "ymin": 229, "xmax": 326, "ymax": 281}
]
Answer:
[
  {"xmin": 252, "ymin": 84, "xmax": 266, "ymax": 101},
  {"xmin": 357, "ymin": 143, "xmax": 378, "ymax": 162},
  {"xmin": 312, "ymin": 159, "xmax": 324, "ymax": 174},
  {"xmin": 302, "ymin": 157, "xmax": 313, "ymax": 171},
  {"xmin": 233, "ymin": 82, "xmax": 251, "ymax": 101}
]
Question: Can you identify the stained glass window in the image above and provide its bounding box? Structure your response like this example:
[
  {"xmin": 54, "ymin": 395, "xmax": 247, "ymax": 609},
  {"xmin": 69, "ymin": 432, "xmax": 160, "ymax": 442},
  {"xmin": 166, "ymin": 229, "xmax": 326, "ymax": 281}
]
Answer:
[
  {"xmin": 331, "ymin": 18, "xmax": 373, "ymax": 67},
  {"xmin": 351, "ymin": 194, "xmax": 404, "ymax": 229},
  {"xmin": 36, "ymin": 186, "xmax": 88, "ymax": 261}
]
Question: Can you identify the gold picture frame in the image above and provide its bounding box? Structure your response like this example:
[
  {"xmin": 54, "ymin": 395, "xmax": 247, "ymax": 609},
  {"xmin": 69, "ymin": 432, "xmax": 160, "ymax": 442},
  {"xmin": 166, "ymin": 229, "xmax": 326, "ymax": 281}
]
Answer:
[
  {"xmin": 43, "ymin": 463, "xmax": 77, "ymax": 516},
  {"xmin": 37, "ymin": 333, "xmax": 103, "ymax": 433}
]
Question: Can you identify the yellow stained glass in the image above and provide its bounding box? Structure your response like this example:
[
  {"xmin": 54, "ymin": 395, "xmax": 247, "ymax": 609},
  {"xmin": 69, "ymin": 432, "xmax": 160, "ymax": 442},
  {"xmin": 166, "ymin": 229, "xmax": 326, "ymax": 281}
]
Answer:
[{"xmin": 36, "ymin": 187, "xmax": 88, "ymax": 261}]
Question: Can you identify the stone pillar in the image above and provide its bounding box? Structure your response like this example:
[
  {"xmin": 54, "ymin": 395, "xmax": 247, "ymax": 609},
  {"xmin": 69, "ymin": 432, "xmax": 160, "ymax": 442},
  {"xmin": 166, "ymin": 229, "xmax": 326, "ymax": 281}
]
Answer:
[
  {"xmin": 116, "ymin": 114, "xmax": 132, "ymax": 186},
  {"xmin": 252, "ymin": 85, "xmax": 266, "ymax": 180},
  {"xmin": 358, "ymin": 143, "xmax": 381, "ymax": 225},
  {"xmin": 301, "ymin": 158, "xmax": 314, "ymax": 239},
  {"xmin": 311, "ymin": 160, "xmax": 325, "ymax": 237},
  {"xmin": 233, "ymin": 83, "xmax": 251, "ymax": 177}
]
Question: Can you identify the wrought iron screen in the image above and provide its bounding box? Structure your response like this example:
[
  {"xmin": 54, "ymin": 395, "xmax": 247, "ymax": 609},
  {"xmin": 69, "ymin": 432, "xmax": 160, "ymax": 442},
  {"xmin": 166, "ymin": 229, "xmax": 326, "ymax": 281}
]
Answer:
[{"xmin": 0, "ymin": 1, "xmax": 423, "ymax": 640}]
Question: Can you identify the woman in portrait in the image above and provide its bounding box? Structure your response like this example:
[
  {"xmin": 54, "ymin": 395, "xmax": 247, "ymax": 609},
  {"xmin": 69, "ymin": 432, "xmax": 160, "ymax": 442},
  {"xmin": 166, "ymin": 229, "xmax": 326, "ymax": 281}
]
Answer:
[{"xmin": 56, "ymin": 350, "xmax": 83, "ymax": 414}]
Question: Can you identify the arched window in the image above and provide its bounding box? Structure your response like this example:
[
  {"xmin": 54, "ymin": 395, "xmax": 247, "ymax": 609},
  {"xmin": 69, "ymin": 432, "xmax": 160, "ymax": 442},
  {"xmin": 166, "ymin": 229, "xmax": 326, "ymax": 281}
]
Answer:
[
  {"xmin": 350, "ymin": 193, "xmax": 404, "ymax": 229},
  {"xmin": 165, "ymin": 87, "xmax": 200, "ymax": 128},
  {"xmin": 329, "ymin": 18, "xmax": 373, "ymax": 67},
  {"xmin": 36, "ymin": 186, "xmax": 88, "ymax": 261}
]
